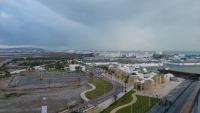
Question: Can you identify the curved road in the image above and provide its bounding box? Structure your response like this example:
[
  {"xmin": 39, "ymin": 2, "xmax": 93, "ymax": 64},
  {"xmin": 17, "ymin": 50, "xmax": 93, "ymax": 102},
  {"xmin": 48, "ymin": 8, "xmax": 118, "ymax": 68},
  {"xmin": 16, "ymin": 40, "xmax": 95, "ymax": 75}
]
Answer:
[{"xmin": 69, "ymin": 70, "xmax": 123, "ymax": 112}]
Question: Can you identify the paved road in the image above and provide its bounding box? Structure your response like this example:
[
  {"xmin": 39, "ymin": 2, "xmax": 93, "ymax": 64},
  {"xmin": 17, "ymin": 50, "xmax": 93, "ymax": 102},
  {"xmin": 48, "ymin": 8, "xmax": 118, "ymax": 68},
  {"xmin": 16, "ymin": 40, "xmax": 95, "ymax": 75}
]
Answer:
[
  {"xmin": 69, "ymin": 70, "xmax": 123, "ymax": 112},
  {"xmin": 148, "ymin": 80, "xmax": 198, "ymax": 113},
  {"xmin": 89, "ymin": 70, "xmax": 123, "ymax": 106},
  {"xmin": 167, "ymin": 82, "xmax": 198, "ymax": 113}
]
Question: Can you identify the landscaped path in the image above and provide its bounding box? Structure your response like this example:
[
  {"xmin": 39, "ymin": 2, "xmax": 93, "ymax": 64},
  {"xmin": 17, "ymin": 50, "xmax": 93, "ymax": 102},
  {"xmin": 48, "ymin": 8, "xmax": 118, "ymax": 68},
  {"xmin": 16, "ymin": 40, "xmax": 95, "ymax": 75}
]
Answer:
[
  {"xmin": 80, "ymin": 83, "xmax": 96, "ymax": 102},
  {"xmin": 110, "ymin": 91, "xmax": 138, "ymax": 113}
]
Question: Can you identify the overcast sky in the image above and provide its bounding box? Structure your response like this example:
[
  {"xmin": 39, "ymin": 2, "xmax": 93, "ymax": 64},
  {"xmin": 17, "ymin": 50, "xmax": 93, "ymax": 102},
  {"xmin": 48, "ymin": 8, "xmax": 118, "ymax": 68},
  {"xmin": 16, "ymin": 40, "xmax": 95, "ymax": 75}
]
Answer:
[{"xmin": 0, "ymin": 0, "xmax": 199, "ymax": 51}]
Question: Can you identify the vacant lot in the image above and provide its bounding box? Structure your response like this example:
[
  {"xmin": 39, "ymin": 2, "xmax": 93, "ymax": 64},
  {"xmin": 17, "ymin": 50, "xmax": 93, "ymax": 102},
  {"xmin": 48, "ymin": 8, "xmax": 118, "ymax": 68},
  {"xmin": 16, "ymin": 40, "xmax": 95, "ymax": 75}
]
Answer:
[{"xmin": 0, "ymin": 72, "xmax": 91, "ymax": 113}]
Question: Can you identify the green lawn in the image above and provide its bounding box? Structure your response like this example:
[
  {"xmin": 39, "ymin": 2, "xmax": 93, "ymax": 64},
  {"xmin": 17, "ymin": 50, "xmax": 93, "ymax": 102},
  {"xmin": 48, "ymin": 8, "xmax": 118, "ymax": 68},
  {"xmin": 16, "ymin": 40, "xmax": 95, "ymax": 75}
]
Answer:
[
  {"xmin": 85, "ymin": 79, "xmax": 113, "ymax": 99},
  {"xmin": 101, "ymin": 90, "xmax": 135, "ymax": 113},
  {"xmin": 116, "ymin": 95, "xmax": 158, "ymax": 113}
]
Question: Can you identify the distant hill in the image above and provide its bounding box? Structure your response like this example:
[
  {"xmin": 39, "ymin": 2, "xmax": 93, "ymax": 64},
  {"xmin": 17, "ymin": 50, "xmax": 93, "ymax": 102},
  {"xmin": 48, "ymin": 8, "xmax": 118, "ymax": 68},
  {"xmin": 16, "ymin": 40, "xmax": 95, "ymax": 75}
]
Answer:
[{"xmin": 0, "ymin": 47, "xmax": 48, "ymax": 53}]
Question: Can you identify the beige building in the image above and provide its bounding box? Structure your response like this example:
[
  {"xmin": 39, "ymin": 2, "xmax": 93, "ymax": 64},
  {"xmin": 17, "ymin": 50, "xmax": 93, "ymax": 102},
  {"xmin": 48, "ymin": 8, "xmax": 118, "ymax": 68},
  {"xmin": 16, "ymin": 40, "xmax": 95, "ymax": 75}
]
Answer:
[{"xmin": 133, "ymin": 74, "xmax": 166, "ymax": 91}]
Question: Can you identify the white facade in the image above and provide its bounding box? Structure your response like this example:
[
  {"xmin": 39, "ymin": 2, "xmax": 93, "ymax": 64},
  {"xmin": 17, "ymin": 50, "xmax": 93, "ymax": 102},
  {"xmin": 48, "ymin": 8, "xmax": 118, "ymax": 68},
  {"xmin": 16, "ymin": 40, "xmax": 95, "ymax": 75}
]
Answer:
[
  {"xmin": 41, "ymin": 97, "xmax": 47, "ymax": 113},
  {"xmin": 85, "ymin": 62, "xmax": 118, "ymax": 66},
  {"xmin": 34, "ymin": 66, "xmax": 45, "ymax": 70},
  {"xmin": 135, "ymin": 51, "xmax": 153, "ymax": 58},
  {"xmin": 69, "ymin": 64, "xmax": 85, "ymax": 71},
  {"xmin": 156, "ymin": 51, "xmax": 162, "ymax": 55},
  {"xmin": 136, "ymin": 72, "xmax": 157, "ymax": 84},
  {"xmin": 9, "ymin": 69, "xmax": 26, "ymax": 74},
  {"xmin": 164, "ymin": 73, "xmax": 174, "ymax": 82}
]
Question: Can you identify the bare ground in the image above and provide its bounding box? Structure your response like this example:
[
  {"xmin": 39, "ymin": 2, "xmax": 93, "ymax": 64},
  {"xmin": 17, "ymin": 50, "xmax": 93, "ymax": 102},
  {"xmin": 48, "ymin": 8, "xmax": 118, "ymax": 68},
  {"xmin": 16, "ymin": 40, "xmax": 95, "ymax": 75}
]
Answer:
[{"xmin": 0, "ymin": 73, "xmax": 91, "ymax": 113}]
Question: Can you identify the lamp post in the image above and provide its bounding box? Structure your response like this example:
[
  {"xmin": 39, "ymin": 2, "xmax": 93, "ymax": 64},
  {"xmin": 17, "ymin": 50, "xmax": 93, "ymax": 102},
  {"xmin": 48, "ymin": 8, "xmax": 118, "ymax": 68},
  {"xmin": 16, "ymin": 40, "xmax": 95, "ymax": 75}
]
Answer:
[
  {"xmin": 67, "ymin": 99, "xmax": 69, "ymax": 111},
  {"xmin": 149, "ymin": 92, "xmax": 151, "ymax": 107},
  {"xmin": 104, "ymin": 86, "xmax": 106, "ymax": 96},
  {"xmin": 131, "ymin": 96, "xmax": 133, "ymax": 113},
  {"xmin": 73, "ymin": 74, "xmax": 74, "ymax": 82}
]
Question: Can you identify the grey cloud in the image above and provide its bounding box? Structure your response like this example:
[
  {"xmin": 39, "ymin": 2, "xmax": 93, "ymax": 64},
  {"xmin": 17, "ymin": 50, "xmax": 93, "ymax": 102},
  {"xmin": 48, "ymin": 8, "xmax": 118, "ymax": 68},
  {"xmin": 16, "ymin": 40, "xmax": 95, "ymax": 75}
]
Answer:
[{"xmin": 0, "ymin": 0, "xmax": 199, "ymax": 51}]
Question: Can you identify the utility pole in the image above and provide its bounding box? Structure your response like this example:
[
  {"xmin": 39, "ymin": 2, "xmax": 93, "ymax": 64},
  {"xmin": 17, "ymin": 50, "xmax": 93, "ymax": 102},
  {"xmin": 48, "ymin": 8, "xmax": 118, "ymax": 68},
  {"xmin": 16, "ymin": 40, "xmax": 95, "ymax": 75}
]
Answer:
[
  {"xmin": 149, "ymin": 92, "xmax": 151, "ymax": 107},
  {"xmin": 131, "ymin": 96, "xmax": 133, "ymax": 113},
  {"xmin": 104, "ymin": 86, "xmax": 106, "ymax": 96},
  {"xmin": 73, "ymin": 74, "xmax": 74, "ymax": 82}
]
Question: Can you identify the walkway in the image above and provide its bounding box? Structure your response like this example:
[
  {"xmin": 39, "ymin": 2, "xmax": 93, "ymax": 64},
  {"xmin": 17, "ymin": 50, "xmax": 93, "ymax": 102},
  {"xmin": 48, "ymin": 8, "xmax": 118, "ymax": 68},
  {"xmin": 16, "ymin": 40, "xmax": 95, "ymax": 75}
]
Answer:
[
  {"xmin": 147, "ymin": 80, "xmax": 198, "ymax": 113},
  {"xmin": 110, "ymin": 92, "xmax": 137, "ymax": 113},
  {"xmin": 80, "ymin": 83, "xmax": 96, "ymax": 102}
]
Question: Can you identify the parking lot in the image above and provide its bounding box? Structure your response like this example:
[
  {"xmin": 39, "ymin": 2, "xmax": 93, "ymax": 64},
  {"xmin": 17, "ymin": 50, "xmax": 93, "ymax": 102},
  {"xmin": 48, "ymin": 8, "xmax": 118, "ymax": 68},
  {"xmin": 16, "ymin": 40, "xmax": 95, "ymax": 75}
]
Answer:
[
  {"xmin": 10, "ymin": 71, "xmax": 90, "ymax": 89},
  {"xmin": 0, "ymin": 71, "xmax": 91, "ymax": 113}
]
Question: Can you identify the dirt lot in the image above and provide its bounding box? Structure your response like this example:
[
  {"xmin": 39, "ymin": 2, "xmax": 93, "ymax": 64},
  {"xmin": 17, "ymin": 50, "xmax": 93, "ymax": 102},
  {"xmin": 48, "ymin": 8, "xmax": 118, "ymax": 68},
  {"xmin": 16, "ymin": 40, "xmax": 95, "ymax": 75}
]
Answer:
[
  {"xmin": 10, "ymin": 72, "xmax": 89, "ymax": 89},
  {"xmin": 0, "ymin": 72, "xmax": 91, "ymax": 113}
]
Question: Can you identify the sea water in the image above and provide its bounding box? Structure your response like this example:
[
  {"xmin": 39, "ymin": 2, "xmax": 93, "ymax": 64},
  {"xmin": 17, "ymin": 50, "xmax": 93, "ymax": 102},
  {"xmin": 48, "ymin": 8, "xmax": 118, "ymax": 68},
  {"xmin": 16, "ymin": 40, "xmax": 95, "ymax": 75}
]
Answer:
[{"xmin": 170, "ymin": 66, "xmax": 200, "ymax": 74}]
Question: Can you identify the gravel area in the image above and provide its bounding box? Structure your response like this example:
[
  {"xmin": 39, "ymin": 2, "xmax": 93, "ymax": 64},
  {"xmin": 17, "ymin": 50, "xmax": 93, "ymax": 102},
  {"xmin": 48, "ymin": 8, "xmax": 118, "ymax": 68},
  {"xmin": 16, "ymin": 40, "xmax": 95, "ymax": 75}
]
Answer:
[{"xmin": 0, "ymin": 72, "xmax": 91, "ymax": 113}]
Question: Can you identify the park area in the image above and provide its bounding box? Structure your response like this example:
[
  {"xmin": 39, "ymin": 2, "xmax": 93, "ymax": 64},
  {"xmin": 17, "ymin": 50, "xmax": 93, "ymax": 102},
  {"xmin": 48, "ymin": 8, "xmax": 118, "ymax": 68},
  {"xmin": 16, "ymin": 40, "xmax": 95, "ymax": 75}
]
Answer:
[
  {"xmin": 101, "ymin": 90, "xmax": 157, "ymax": 113},
  {"xmin": 86, "ymin": 79, "xmax": 113, "ymax": 99}
]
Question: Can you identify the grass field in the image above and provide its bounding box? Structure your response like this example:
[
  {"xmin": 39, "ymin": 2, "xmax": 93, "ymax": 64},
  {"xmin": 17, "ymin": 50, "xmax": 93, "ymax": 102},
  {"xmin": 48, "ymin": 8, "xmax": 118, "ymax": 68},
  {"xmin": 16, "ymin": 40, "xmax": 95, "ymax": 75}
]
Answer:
[
  {"xmin": 85, "ymin": 79, "xmax": 113, "ymax": 99},
  {"xmin": 101, "ymin": 90, "xmax": 135, "ymax": 113},
  {"xmin": 116, "ymin": 95, "xmax": 158, "ymax": 113}
]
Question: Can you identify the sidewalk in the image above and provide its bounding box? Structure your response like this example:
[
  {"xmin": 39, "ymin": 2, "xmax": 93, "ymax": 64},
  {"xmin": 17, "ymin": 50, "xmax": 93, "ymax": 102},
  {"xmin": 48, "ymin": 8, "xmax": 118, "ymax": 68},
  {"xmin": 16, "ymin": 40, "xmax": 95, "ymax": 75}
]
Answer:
[
  {"xmin": 110, "ymin": 91, "xmax": 138, "ymax": 113},
  {"xmin": 80, "ymin": 83, "xmax": 96, "ymax": 102},
  {"xmin": 147, "ymin": 80, "xmax": 192, "ymax": 113}
]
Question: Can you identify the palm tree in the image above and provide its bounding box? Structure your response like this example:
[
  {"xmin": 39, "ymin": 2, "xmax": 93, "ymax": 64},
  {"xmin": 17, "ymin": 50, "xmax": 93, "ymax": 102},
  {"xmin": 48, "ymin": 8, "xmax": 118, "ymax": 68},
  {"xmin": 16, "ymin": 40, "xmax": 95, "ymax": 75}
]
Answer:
[
  {"xmin": 114, "ymin": 74, "xmax": 117, "ymax": 79},
  {"xmin": 124, "ymin": 76, "xmax": 129, "ymax": 98},
  {"xmin": 114, "ymin": 95, "xmax": 117, "ymax": 104},
  {"xmin": 91, "ymin": 73, "xmax": 94, "ymax": 80},
  {"xmin": 117, "ymin": 76, "xmax": 120, "ymax": 81},
  {"xmin": 121, "ymin": 76, "xmax": 123, "ymax": 82},
  {"xmin": 89, "ymin": 72, "xmax": 93, "ymax": 80}
]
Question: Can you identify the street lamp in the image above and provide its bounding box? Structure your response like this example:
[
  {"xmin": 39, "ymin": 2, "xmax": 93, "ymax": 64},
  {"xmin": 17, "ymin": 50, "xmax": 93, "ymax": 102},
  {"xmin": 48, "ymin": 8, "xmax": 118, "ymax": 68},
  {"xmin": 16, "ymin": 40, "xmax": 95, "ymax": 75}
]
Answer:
[
  {"xmin": 104, "ymin": 86, "xmax": 106, "ymax": 96},
  {"xmin": 67, "ymin": 99, "xmax": 70, "ymax": 111},
  {"xmin": 149, "ymin": 92, "xmax": 151, "ymax": 107},
  {"xmin": 131, "ymin": 96, "xmax": 133, "ymax": 113}
]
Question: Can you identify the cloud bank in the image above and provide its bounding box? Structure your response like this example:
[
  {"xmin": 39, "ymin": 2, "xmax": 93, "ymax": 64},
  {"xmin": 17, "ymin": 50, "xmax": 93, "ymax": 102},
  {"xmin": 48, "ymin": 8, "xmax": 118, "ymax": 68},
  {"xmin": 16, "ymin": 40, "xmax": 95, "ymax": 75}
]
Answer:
[{"xmin": 0, "ymin": 0, "xmax": 199, "ymax": 51}]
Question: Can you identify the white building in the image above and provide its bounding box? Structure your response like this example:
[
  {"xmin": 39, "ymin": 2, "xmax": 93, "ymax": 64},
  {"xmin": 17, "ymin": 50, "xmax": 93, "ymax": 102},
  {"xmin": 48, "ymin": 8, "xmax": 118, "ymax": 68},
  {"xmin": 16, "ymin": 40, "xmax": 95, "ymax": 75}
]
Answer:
[
  {"xmin": 85, "ymin": 62, "xmax": 118, "ymax": 66},
  {"xmin": 9, "ymin": 69, "xmax": 26, "ymax": 74},
  {"xmin": 135, "ymin": 51, "xmax": 153, "ymax": 58},
  {"xmin": 69, "ymin": 64, "xmax": 85, "ymax": 71},
  {"xmin": 156, "ymin": 51, "xmax": 162, "ymax": 55},
  {"xmin": 164, "ymin": 73, "xmax": 174, "ymax": 82},
  {"xmin": 34, "ymin": 66, "xmax": 45, "ymax": 70}
]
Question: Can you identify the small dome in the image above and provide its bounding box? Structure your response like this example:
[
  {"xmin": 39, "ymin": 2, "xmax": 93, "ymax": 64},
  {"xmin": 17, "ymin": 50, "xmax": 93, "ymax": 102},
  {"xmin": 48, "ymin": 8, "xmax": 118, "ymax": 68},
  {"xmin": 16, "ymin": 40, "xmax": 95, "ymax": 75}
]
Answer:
[{"xmin": 43, "ymin": 97, "xmax": 46, "ymax": 100}]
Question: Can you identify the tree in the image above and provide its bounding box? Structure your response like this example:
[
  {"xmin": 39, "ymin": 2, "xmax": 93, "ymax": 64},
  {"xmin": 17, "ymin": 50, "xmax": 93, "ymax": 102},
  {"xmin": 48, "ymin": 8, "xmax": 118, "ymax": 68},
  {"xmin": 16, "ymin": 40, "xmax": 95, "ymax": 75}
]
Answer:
[
  {"xmin": 116, "ymin": 76, "xmax": 119, "ymax": 81},
  {"xmin": 71, "ymin": 60, "xmax": 75, "ymax": 64},
  {"xmin": 5, "ymin": 71, "xmax": 11, "ymax": 77},
  {"xmin": 89, "ymin": 72, "xmax": 94, "ymax": 80},
  {"xmin": 124, "ymin": 75, "xmax": 129, "ymax": 98},
  {"xmin": 75, "ymin": 66, "xmax": 82, "ymax": 72},
  {"xmin": 114, "ymin": 95, "xmax": 117, "ymax": 104},
  {"xmin": 114, "ymin": 74, "xmax": 117, "ymax": 79},
  {"xmin": 121, "ymin": 76, "xmax": 123, "ymax": 82}
]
